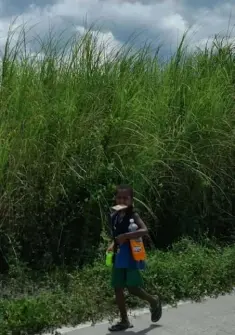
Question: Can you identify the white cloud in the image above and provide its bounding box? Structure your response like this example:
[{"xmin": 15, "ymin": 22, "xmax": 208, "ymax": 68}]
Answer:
[
  {"xmin": 0, "ymin": 0, "xmax": 234, "ymax": 56},
  {"xmin": 76, "ymin": 25, "xmax": 123, "ymax": 59}
]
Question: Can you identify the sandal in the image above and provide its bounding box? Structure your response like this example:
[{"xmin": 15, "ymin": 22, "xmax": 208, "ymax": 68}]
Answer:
[
  {"xmin": 108, "ymin": 321, "xmax": 133, "ymax": 332},
  {"xmin": 150, "ymin": 297, "xmax": 162, "ymax": 323}
]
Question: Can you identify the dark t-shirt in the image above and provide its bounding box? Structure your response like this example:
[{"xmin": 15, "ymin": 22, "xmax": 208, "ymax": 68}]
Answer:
[{"xmin": 110, "ymin": 211, "xmax": 146, "ymax": 269}]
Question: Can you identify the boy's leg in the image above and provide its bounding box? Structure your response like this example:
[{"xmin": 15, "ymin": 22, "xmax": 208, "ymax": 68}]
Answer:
[
  {"xmin": 128, "ymin": 286, "xmax": 157, "ymax": 304},
  {"xmin": 126, "ymin": 269, "xmax": 156, "ymax": 304},
  {"xmin": 110, "ymin": 268, "xmax": 133, "ymax": 331},
  {"xmin": 114, "ymin": 287, "xmax": 128, "ymax": 323},
  {"xmin": 126, "ymin": 269, "xmax": 162, "ymax": 323}
]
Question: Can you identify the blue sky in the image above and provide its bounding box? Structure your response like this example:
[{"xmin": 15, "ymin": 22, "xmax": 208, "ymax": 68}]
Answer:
[{"xmin": 0, "ymin": 1, "xmax": 235, "ymax": 54}]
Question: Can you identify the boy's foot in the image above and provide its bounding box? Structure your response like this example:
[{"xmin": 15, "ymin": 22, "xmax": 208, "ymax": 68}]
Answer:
[
  {"xmin": 150, "ymin": 297, "xmax": 162, "ymax": 323},
  {"xmin": 108, "ymin": 321, "xmax": 133, "ymax": 332}
]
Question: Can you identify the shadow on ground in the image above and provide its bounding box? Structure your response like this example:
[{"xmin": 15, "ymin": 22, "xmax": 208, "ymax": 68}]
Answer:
[{"xmin": 106, "ymin": 324, "xmax": 162, "ymax": 335}]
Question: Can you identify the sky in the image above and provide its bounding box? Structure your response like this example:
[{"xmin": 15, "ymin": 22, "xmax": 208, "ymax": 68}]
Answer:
[{"xmin": 0, "ymin": 0, "xmax": 235, "ymax": 56}]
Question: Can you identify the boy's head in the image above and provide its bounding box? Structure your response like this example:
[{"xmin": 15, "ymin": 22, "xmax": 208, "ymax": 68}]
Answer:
[{"xmin": 115, "ymin": 184, "xmax": 134, "ymax": 208}]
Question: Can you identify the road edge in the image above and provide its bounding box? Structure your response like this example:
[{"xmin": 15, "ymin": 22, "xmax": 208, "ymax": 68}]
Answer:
[{"xmin": 44, "ymin": 299, "xmax": 194, "ymax": 335}]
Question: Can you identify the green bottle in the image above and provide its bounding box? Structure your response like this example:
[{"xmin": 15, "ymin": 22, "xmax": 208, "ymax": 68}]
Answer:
[{"xmin": 106, "ymin": 251, "xmax": 114, "ymax": 267}]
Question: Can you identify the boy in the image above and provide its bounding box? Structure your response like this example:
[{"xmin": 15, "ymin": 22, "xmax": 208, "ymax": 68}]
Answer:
[{"xmin": 107, "ymin": 185, "xmax": 162, "ymax": 332}]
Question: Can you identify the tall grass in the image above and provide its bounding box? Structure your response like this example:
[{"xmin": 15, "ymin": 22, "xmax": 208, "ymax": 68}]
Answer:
[{"xmin": 0, "ymin": 27, "xmax": 235, "ymax": 270}]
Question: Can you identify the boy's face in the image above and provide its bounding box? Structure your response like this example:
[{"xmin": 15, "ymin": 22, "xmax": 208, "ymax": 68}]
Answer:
[{"xmin": 115, "ymin": 189, "xmax": 132, "ymax": 207}]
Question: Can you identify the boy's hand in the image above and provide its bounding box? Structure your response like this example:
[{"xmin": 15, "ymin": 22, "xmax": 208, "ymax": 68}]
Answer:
[
  {"xmin": 116, "ymin": 234, "xmax": 127, "ymax": 245},
  {"xmin": 107, "ymin": 241, "xmax": 114, "ymax": 252},
  {"xmin": 107, "ymin": 244, "xmax": 114, "ymax": 252}
]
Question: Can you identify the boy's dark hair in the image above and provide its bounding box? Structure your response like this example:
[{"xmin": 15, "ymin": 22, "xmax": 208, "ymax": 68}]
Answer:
[{"xmin": 116, "ymin": 184, "xmax": 134, "ymax": 199}]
